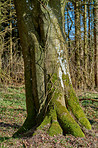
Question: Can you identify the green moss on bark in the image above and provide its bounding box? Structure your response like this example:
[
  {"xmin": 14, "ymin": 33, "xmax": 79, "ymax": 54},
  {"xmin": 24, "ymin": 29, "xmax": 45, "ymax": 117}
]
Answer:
[
  {"xmin": 48, "ymin": 103, "xmax": 63, "ymax": 136},
  {"xmin": 62, "ymin": 74, "xmax": 91, "ymax": 130},
  {"xmin": 66, "ymin": 93, "xmax": 91, "ymax": 129},
  {"xmin": 48, "ymin": 122, "xmax": 62, "ymax": 136},
  {"xmin": 55, "ymin": 101, "xmax": 85, "ymax": 137},
  {"xmin": 38, "ymin": 115, "xmax": 51, "ymax": 130}
]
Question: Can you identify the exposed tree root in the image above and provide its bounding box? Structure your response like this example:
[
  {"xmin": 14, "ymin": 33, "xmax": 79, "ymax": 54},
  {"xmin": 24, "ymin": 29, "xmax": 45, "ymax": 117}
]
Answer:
[
  {"xmin": 55, "ymin": 101, "xmax": 85, "ymax": 137},
  {"xmin": 13, "ymin": 74, "xmax": 91, "ymax": 138},
  {"xmin": 62, "ymin": 74, "xmax": 91, "ymax": 130},
  {"xmin": 33, "ymin": 100, "xmax": 85, "ymax": 137},
  {"xmin": 13, "ymin": 116, "xmax": 36, "ymax": 138}
]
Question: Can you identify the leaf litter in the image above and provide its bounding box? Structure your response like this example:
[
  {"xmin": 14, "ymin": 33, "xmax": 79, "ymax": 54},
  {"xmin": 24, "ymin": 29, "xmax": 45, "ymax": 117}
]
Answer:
[{"xmin": 0, "ymin": 87, "xmax": 98, "ymax": 148}]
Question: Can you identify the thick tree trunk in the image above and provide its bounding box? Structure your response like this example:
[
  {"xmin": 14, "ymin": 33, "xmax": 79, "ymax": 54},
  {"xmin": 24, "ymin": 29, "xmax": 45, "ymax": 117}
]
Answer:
[{"xmin": 13, "ymin": 0, "xmax": 91, "ymax": 138}]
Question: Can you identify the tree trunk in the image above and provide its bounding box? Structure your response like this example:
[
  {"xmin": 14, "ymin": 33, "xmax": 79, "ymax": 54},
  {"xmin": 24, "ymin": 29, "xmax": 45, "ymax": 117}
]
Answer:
[
  {"xmin": 84, "ymin": 0, "xmax": 88, "ymax": 89},
  {"xmin": 13, "ymin": 0, "xmax": 91, "ymax": 138},
  {"xmin": 0, "ymin": 1, "xmax": 4, "ymax": 82},
  {"xmin": 88, "ymin": 0, "xmax": 90, "ymax": 85},
  {"xmin": 67, "ymin": 4, "xmax": 70, "ymax": 55},
  {"xmin": 75, "ymin": 0, "xmax": 80, "ymax": 89},
  {"xmin": 9, "ymin": 0, "xmax": 13, "ymax": 75},
  {"xmin": 94, "ymin": 0, "xmax": 98, "ymax": 88}
]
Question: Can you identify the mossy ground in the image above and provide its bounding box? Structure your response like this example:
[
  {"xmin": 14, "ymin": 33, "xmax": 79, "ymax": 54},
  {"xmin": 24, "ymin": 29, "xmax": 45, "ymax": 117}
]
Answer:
[{"xmin": 0, "ymin": 86, "xmax": 98, "ymax": 147}]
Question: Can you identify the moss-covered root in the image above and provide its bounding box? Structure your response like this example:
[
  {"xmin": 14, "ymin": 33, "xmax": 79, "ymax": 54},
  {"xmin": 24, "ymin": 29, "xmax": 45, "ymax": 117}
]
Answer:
[
  {"xmin": 55, "ymin": 101, "xmax": 85, "ymax": 137},
  {"xmin": 66, "ymin": 89, "xmax": 91, "ymax": 129},
  {"xmin": 37, "ymin": 105, "xmax": 62, "ymax": 136},
  {"xmin": 32, "ymin": 114, "xmax": 51, "ymax": 136},
  {"xmin": 37, "ymin": 114, "xmax": 51, "ymax": 130},
  {"xmin": 13, "ymin": 116, "xmax": 35, "ymax": 138},
  {"xmin": 48, "ymin": 121, "xmax": 63, "ymax": 136},
  {"xmin": 62, "ymin": 74, "xmax": 91, "ymax": 130},
  {"xmin": 48, "ymin": 106, "xmax": 63, "ymax": 136},
  {"xmin": 68, "ymin": 97, "xmax": 91, "ymax": 130}
]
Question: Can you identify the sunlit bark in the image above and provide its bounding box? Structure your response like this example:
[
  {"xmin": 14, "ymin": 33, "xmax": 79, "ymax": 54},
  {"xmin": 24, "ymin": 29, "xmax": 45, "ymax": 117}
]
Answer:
[{"xmin": 13, "ymin": 0, "xmax": 91, "ymax": 138}]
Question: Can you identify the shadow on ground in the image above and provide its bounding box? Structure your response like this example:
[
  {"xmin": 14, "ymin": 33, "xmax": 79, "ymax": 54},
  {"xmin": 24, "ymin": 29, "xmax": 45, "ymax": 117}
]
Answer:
[
  {"xmin": 89, "ymin": 119, "xmax": 98, "ymax": 125},
  {"xmin": 0, "ymin": 137, "xmax": 10, "ymax": 142},
  {"xmin": 0, "ymin": 122, "xmax": 20, "ymax": 129},
  {"xmin": 0, "ymin": 122, "xmax": 21, "ymax": 142}
]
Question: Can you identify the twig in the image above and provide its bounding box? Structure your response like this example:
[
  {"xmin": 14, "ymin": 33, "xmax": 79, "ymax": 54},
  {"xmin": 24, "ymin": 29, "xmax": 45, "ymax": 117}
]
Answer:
[{"xmin": 79, "ymin": 98, "xmax": 98, "ymax": 102}]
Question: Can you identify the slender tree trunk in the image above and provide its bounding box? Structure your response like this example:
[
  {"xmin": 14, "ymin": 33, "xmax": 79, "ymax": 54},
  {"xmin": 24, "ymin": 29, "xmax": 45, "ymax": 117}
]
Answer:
[
  {"xmin": 79, "ymin": 1, "xmax": 84, "ymax": 90},
  {"xmin": 67, "ymin": 5, "xmax": 70, "ymax": 55},
  {"xmin": 75, "ymin": 0, "xmax": 81, "ymax": 89},
  {"xmin": 0, "ymin": 1, "xmax": 2, "ymax": 71},
  {"xmin": 88, "ymin": 0, "xmax": 91, "ymax": 88},
  {"xmin": 94, "ymin": 0, "xmax": 98, "ymax": 88},
  {"xmin": 9, "ymin": 0, "xmax": 13, "ymax": 76},
  {"xmin": 13, "ymin": 0, "xmax": 91, "ymax": 138},
  {"xmin": 0, "ymin": 1, "xmax": 4, "ymax": 82},
  {"xmin": 75, "ymin": 1, "xmax": 81, "ymax": 89},
  {"xmin": 84, "ymin": 0, "xmax": 88, "ymax": 89}
]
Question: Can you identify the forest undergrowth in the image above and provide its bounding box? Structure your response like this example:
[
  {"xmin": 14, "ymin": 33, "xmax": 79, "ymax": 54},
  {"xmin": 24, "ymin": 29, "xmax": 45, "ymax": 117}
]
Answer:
[{"xmin": 0, "ymin": 86, "xmax": 98, "ymax": 148}]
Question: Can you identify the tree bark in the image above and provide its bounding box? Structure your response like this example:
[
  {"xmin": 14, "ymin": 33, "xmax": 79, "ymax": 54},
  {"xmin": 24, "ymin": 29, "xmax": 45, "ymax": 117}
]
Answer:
[
  {"xmin": 9, "ymin": 0, "xmax": 13, "ymax": 76},
  {"xmin": 94, "ymin": 0, "xmax": 98, "ymax": 88},
  {"xmin": 13, "ymin": 0, "xmax": 91, "ymax": 138},
  {"xmin": 75, "ymin": 0, "xmax": 80, "ymax": 89},
  {"xmin": 84, "ymin": 0, "xmax": 88, "ymax": 89},
  {"xmin": 0, "ymin": 1, "xmax": 4, "ymax": 82}
]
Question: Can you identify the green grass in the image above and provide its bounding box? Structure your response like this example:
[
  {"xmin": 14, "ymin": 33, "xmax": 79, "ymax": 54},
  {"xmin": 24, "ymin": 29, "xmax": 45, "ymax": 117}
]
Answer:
[
  {"xmin": 0, "ymin": 86, "xmax": 26, "ymax": 147},
  {"xmin": 0, "ymin": 86, "xmax": 26, "ymax": 109},
  {"xmin": 78, "ymin": 91, "xmax": 98, "ymax": 128},
  {"xmin": 79, "ymin": 92, "xmax": 98, "ymax": 99},
  {"xmin": 0, "ymin": 87, "xmax": 98, "ymax": 147},
  {"xmin": 78, "ymin": 91, "xmax": 98, "ymax": 107}
]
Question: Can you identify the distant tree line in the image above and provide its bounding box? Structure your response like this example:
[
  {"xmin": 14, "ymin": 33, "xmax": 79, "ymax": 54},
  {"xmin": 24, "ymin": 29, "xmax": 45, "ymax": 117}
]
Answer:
[
  {"xmin": 0, "ymin": 0, "xmax": 24, "ymax": 85},
  {"xmin": 0, "ymin": 0, "xmax": 97, "ymax": 90},
  {"xmin": 65, "ymin": 0, "xmax": 98, "ymax": 90}
]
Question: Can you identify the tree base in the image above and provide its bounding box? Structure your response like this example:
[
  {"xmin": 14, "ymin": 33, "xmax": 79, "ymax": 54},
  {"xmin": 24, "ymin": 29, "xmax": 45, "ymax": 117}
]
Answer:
[
  {"xmin": 13, "ymin": 116, "xmax": 36, "ymax": 138},
  {"xmin": 13, "ymin": 76, "xmax": 91, "ymax": 138},
  {"xmin": 37, "ymin": 101, "xmax": 85, "ymax": 137}
]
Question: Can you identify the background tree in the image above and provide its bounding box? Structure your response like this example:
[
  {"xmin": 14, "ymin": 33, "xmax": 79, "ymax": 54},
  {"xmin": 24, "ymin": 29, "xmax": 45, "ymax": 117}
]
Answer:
[
  {"xmin": 0, "ymin": 0, "xmax": 24, "ymax": 85},
  {"xmin": 13, "ymin": 0, "xmax": 91, "ymax": 138},
  {"xmin": 64, "ymin": 0, "xmax": 97, "ymax": 90},
  {"xmin": 94, "ymin": 0, "xmax": 98, "ymax": 88},
  {"xmin": 0, "ymin": 0, "xmax": 96, "ymax": 89},
  {"xmin": 75, "ymin": 0, "xmax": 81, "ymax": 89},
  {"xmin": 83, "ymin": 0, "xmax": 88, "ymax": 89}
]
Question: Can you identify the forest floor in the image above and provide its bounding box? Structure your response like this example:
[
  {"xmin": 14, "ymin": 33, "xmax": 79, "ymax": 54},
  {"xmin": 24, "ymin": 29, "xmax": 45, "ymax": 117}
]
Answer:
[{"xmin": 0, "ymin": 86, "xmax": 98, "ymax": 148}]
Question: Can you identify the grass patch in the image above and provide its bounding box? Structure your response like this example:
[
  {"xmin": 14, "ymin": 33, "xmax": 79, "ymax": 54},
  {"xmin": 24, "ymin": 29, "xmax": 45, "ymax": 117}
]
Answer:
[
  {"xmin": 0, "ymin": 87, "xmax": 98, "ymax": 147},
  {"xmin": 78, "ymin": 91, "xmax": 98, "ymax": 128},
  {"xmin": 0, "ymin": 86, "xmax": 26, "ymax": 147},
  {"xmin": 78, "ymin": 91, "xmax": 98, "ymax": 108}
]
